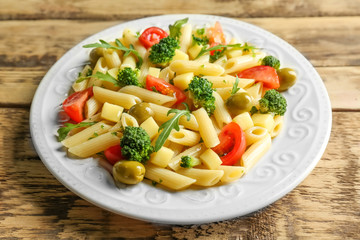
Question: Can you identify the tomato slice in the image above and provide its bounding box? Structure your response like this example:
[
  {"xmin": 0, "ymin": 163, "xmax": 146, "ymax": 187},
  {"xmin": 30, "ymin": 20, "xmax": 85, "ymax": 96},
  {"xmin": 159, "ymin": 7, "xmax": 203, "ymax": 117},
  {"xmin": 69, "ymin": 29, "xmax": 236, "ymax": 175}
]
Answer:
[
  {"xmin": 212, "ymin": 122, "xmax": 246, "ymax": 166},
  {"xmin": 104, "ymin": 145, "xmax": 123, "ymax": 165},
  {"xmin": 237, "ymin": 66, "xmax": 280, "ymax": 89},
  {"xmin": 62, "ymin": 87, "xmax": 93, "ymax": 123},
  {"xmin": 208, "ymin": 21, "xmax": 226, "ymax": 45},
  {"xmin": 146, "ymin": 75, "xmax": 186, "ymax": 105},
  {"xmin": 139, "ymin": 27, "xmax": 169, "ymax": 49}
]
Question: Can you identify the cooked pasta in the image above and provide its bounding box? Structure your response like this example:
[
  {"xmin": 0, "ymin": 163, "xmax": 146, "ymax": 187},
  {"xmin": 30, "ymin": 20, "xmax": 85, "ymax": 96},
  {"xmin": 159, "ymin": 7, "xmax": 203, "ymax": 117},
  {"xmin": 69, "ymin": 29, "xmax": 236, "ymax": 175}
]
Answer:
[{"xmin": 57, "ymin": 17, "xmax": 294, "ymax": 191}]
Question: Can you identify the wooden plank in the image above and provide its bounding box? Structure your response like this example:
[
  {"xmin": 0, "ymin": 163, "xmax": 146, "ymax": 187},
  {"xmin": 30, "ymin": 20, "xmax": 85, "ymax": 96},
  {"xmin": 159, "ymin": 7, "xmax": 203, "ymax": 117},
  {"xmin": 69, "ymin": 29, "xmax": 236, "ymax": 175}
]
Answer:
[
  {"xmin": 0, "ymin": 109, "xmax": 359, "ymax": 239},
  {"xmin": 1, "ymin": 66, "xmax": 359, "ymax": 110},
  {"xmin": 1, "ymin": 0, "xmax": 360, "ymax": 20},
  {"xmin": 0, "ymin": 17, "xmax": 359, "ymax": 70}
]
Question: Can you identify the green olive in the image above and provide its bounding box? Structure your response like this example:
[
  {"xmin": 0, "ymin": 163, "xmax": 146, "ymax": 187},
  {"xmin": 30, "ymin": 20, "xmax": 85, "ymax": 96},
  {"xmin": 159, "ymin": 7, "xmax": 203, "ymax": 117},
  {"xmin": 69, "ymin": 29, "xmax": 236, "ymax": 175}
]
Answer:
[
  {"xmin": 89, "ymin": 48, "xmax": 103, "ymax": 68},
  {"xmin": 128, "ymin": 102, "xmax": 154, "ymax": 124},
  {"xmin": 277, "ymin": 68, "xmax": 297, "ymax": 91},
  {"xmin": 225, "ymin": 92, "xmax": 253, "ymax": 116},
  {"xmin": 113, "ymin": 160, "xmax": 145, "ymax": 185}
]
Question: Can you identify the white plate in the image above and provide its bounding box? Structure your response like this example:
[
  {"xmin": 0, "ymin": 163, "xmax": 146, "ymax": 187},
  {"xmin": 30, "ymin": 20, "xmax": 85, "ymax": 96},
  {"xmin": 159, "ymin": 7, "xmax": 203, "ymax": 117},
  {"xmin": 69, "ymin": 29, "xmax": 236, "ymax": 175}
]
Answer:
[{"xmin": 30, "ymin": 14, "xmax": 332, "ymax": 224}]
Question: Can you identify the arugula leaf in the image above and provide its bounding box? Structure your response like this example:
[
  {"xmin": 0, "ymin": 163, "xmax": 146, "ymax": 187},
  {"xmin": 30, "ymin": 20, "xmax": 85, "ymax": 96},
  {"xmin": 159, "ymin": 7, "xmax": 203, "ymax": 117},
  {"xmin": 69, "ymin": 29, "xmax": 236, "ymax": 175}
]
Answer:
[
  {"xmin": 76, "ymin": 71, "xmax": 118, "ymax": 85},
  {"xmin": 231, "ymin": 76, "xmax": 241, "ymax": 95},
  {"xmin": 169, "ymin": 18, "xmax": 189, "ymax": 39},
  {"xmin": 83, "ymin": 39, "xmax": 143, "ymax": 67},
  {"xmin": 195, "ymin": 43, "xmax": 257, "ymax": 59},
  {"xmin": 57, "ymin": 122, "xmax": 97, "ymax": 141},
  {"xmin": 154, "ymin": 103, "xmax": 191, "ymax": 151}
]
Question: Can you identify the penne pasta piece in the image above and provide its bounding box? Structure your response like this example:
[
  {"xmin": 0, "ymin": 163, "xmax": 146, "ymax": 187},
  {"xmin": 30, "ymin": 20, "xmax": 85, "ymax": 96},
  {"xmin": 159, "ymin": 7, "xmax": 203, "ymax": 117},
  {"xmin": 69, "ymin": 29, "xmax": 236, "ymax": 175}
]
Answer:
[
  {"xmin": 104, "ymin": 68, "xmax": 120, "ymax": 91},
  {"xmin": 251, "ymin": 113, "xmax": 275, "ymax": 132},
  {"xmin": 120, "ymin": 113, "xmax": 139, "ymax": 128},
  {"xmin": 148, "ymin": 103, "xmax": 199, "ymax": 131},
  {"xmin": 93, "ymin": 86, "xmax": 141, "ymax": 109},
  {"xmin": 219, "ymin": 165, "xmax": 245, "ymax": 183},
  {"xmin": 87, "ymin": 57, "xmax": 108, "ymax": 88},
  {"xmin": 213, "ymin": 91, "xmax": 232, "ymax": 128},
  {"xmin": 173, "ymin": 72, "xmax": 194, "ymax": 90},
  {"xmin": 187, "ymin": 43, "xmax": 203, "ymax": 60},
  {"xmin": 199, "ymin": 149, "xmax": 222, "ymax": 170},
  {"xmin": 68, "ymin": 132, "xmax": 121, "ymax": 158},
  {"xmin": 119, "ymin": 85, "xmax": 176, "ymax": 106},
  {"xmin": 62, "ymin": 121, "xmax": 112, "ymax": 148},
  {"xmin": 244, "ymin": 126, "xmax": 269, "ymax": 146},
  {"xmin": 145, "ymin": 164, "xmax": 196, "ymax": 190},
  {"xmin": 232, "ymin": 112, "xmax": 254, "ymax": 131},
  {"xmin": 168, "ymin": 128, "xmax": 201, "ymax": 147},
  {"xmin": 158, "ymin": 66, "xmax": 175, "ymax": 82},
  {"xmin": 168, "ymin": 143, "xmax": 206, "ymax": 171},
  {"xmin": 246, "ymin": 82, "xmax": 263, "ymax": 103},
  {"xmin": 103, "ymin": 49, "xmax": 121, "ymax": 69},
  {"xmin": 72, "ymin": 65, "xmax": 92, "ymax": 92},
  {"xmin": 169, "ymin": 60, "xmax": 224, "ymax": 76},
  {"xmin": 170, "ymin": 49, "xmax": 189, "ymax": 62},
  {"xmin": 177, "ymin": 168, "xmax": 224, "ymax": 187},
  {"xmin": 203, "ymin": 75, "xmax": 254, "ymax": 89},
  {"xmin": 120, "ymin": 54, "xmax": 137, "ymax": 70},
  {"xmin": 192, "ymin": 108, "xmax": 220, "ymax": 148},
  {"xmin": 270, "ymin": 115, "xmax": 284, "ymax": 138},
  {"xmin": 166, "ymin": 141, "xmax": 184, "ymax": 157},
  {"xmin": 179, "ymin": 23, "xmax": 192, "ymax": 52},
  {"xmin": 240, "ymin": 133, "xmax": 271, "ymax": 171},
  {"xmin": 84, "ymin": 96, "xmax": 102, "ymax": 119},
  {"xmin": 224, "ymin": 52, "xmax": 265, "ymax": 74}
]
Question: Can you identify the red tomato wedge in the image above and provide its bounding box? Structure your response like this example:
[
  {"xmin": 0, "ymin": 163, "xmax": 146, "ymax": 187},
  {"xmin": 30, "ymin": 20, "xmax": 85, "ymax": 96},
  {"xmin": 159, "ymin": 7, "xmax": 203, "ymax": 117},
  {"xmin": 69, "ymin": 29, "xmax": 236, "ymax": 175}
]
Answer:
[
  {"xmin": 146, "ymin": 75, "xmax": 186, "ymax": 105},
  {"xmin": 104, "ymin": 145, "xmax": 123, "ymax": 165},
  {"xmin": 139, "ymin": 27, "xmax": 169, "ymax": 49},
  {"xmin": 212, "ymin": 122, "xmax": 246, "ymax": 166},
  {"xmin": 62, "ymin": 87, "xmax": 93, "ymax": 123},
  {"xmin": 208, "ymin": 21, "xmax": 226, "ymax": 45},
  {"xmin": 237, "ymin": 65, "xmax": 280, "ymax": 89}
]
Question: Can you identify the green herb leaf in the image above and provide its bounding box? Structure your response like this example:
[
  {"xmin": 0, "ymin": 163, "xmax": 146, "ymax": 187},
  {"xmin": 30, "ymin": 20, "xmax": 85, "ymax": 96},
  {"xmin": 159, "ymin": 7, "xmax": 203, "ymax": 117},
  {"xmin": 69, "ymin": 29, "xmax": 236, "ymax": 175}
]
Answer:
[
  {"xmin": 169, "ymin": 18, "xmax": 189, "ymax": 39},
  {"xmin": 57, "ymin": 122, "xmax": 97, "ymax": 141},
  {"xmin": 195, "ymin": 43, "xmax": 257, "ymax": 59},
  {"xmin": 83, "ymin": 39, "xmax": 143, "ymax": 67},
  {"xmin": 192, "ymin": 34, "xmax": 209, "ymax": 46},
  {"xmin": 196, "ymin": 28, "xmax": 205, "ymax": 35},
  {"xmin": 231, "ymin": 76, "xmax": 241, "ymax": 95},
  {"xmin": 155, "ymin": 103, "xmax": 191, "ymax": 151}
]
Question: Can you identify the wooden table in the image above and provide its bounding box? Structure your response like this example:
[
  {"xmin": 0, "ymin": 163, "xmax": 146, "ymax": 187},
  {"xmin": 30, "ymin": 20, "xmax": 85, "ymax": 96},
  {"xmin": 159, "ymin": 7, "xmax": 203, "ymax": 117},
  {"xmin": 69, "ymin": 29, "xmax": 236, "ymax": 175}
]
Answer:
[{"xmin": 1, "ymin": 0, "xmax": 359, "ymax": 239}]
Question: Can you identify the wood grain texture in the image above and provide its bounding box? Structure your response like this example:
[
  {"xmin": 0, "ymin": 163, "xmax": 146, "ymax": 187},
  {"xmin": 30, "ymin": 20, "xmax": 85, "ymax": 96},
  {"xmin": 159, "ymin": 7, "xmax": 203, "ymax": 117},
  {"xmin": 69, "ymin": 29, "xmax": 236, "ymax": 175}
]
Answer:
[
  {"xmin": 1, "ymin": 0, "xmax": 360, "ymax": 238},
  {"xmin": 1, "ymin": 17, "xmax": 359, "ymax": 68},
  {"xmin": 0, "ymin": 109, "xmax": 359, "ymax": 239},
  {"xmin": 2, "ymin": 0, "xmax": 360, "ymax": 20}
]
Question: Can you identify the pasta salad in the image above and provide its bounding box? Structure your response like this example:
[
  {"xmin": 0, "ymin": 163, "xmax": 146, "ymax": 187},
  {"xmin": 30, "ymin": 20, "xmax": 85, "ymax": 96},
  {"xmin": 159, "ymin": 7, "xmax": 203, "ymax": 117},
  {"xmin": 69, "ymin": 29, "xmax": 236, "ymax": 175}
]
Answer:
[{"xmin": 57, "ymin": 18, "xmax": 297, "ymax": 191}]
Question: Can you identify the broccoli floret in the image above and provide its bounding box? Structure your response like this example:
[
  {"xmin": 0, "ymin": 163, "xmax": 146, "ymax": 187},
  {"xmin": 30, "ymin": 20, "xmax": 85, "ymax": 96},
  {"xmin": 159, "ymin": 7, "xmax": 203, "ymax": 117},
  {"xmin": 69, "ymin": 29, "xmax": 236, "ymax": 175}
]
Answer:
[
  {"xmin": 117, "ymin": 67, "xmax": 141, "ymax": 87},
  {"xmin": 187, "ymin": 76, "xmax": 216, "ymax": 116},
  {"xmin": 180, "ymin": 156, "xmax": 201, "ymax": 168},
  {"xmin": 257, "ymin": 89, "xmax": 287, "ymax": 116},
  {"xmin": 148, "ymin": 37, "xmax": 180, "ymax": 66},
  {"xmin": 120, "ymin": 126, "xmax": 154, "ymax": 163},
  {"xmin": 262, "ymin": 56, "xmax": 280, "ymax": 69}
]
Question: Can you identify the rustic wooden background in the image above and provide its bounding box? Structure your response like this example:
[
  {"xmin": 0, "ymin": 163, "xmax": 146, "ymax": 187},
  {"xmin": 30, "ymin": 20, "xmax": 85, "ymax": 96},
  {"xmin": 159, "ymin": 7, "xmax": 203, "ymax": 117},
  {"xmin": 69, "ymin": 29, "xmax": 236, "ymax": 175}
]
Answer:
[{"xmin": 1, "ymin": 0, "xmax": 359, "ymax": 239}]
